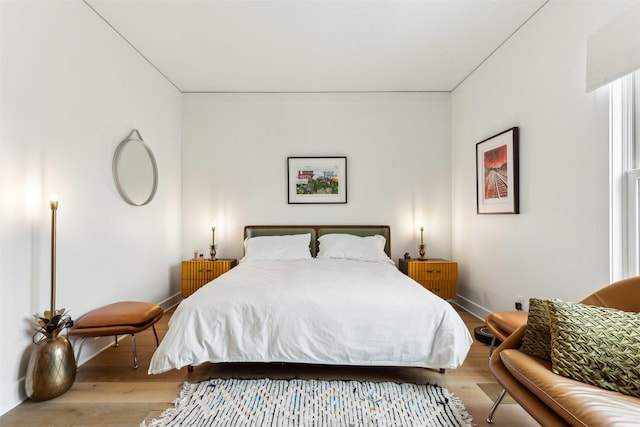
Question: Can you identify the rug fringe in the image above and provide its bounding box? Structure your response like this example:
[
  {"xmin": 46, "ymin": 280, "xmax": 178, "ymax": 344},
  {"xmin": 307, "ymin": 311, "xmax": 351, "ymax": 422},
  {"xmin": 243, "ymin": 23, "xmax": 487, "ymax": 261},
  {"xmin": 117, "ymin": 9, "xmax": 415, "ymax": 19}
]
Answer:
[
  {"xmin": 450, "ymin": 393, "xmax": 475, "ymax": 427},
  {"xmin": 140, "ymin": 381, "xmax": 196, "ymax": 427}
]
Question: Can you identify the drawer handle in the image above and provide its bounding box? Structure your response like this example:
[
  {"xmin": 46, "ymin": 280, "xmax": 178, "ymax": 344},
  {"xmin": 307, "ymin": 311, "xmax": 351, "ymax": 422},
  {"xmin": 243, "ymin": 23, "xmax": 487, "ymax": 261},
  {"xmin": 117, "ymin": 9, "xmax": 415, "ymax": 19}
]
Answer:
[
  {"xmin": 197, "ymin": 269, "xmax": 213, "ymax": 273},
  {"xmin": 426, "ymin": 269, "xmax": 442, "ymax": 274}
]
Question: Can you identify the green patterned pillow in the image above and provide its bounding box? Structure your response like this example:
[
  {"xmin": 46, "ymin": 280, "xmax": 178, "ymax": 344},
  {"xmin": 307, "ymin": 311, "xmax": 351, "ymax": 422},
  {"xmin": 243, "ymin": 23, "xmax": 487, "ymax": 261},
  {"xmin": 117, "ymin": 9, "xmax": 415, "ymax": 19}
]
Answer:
[
  {"xmin": 547, "ymin": 299, "xmax": 640, "ymax": 398},
  {"xmin": 519, "ymin": 298, "xmax": 551, "ymax": 360}
]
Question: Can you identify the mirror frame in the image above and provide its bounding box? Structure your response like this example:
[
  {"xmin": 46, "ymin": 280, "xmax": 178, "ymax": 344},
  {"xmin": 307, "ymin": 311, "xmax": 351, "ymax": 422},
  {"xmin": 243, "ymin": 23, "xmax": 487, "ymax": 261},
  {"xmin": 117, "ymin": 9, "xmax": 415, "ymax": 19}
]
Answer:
[{"xmin": 112, "ymin": 129, "xmax": 158, "ymax": 206}]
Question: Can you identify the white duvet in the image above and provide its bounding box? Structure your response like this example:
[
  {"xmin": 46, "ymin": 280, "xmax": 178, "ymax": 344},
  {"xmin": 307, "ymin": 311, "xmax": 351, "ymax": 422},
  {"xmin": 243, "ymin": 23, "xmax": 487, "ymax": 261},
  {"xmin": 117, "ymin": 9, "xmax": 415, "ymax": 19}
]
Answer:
[{"xmin": 149, "ymin": 259, "xmax": 472, "ymax": 374}]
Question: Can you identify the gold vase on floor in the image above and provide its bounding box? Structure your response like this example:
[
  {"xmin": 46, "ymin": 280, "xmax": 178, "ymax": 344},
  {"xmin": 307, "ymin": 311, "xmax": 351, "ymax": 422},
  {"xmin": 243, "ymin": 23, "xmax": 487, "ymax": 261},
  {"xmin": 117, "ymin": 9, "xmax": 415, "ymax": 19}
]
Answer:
[{"xmin": 25, "ymin": 335, "xmax": 76, "ymax": 401}]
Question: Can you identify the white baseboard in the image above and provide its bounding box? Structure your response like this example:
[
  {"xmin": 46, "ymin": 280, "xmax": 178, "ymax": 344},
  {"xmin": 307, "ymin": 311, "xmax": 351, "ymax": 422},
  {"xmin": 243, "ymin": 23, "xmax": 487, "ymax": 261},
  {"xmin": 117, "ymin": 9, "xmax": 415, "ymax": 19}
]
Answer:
[
  {"xmin": 453, "ymin": 295, "xmax": 491, "ymax": 322},
  {"xmin": 0, "ymin": 380, "xmax": 25, "ymax": 417},
  {"xmin": 157, "ymin": 292, "xmax": 182, "ymax": 311}
]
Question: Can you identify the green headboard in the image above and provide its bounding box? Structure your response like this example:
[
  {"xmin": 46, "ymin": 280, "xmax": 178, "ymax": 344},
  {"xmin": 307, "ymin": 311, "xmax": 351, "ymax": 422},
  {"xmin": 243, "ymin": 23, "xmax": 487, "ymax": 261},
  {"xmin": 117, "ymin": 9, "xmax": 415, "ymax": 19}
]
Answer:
[{"xmin": 243, "ymin": 225, "xmax": 391, "ymax": 257}]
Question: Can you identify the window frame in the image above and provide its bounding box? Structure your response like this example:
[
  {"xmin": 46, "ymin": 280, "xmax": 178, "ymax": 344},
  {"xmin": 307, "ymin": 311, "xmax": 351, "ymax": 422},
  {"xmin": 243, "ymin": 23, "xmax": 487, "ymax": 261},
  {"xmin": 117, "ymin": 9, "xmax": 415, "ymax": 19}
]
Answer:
[{"xmin": 610, "ymin": 72, "xmax": 639, "ymax": 280}]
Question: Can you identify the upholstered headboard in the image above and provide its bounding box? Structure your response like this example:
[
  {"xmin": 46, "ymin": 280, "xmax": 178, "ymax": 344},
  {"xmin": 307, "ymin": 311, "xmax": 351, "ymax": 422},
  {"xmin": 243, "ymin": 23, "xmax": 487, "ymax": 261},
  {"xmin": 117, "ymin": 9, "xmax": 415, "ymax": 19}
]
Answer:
[{"xmin": 243, "ymin": 225, "xmax": 391, "ymax": 257}]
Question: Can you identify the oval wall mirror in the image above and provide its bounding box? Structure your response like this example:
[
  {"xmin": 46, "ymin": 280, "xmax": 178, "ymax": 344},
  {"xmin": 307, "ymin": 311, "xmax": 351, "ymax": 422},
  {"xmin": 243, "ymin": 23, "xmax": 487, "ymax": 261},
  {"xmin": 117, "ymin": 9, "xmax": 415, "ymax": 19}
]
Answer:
[{"xmin": 112, "ymin": 129, "xmax": 158, "ymax": 206}]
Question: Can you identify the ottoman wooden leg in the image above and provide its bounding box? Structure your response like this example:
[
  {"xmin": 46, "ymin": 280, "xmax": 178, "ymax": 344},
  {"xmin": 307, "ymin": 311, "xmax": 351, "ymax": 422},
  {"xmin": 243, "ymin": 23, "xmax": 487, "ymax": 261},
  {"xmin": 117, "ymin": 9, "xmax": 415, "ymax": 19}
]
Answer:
[
  {"xmin": 131, "ymin": 334, "xmax": 138, "ymax": 369},
  {"xmin": 152, "ymin": 325, "xmax": 159, "ymax": 346},
  {"xmin": 131, "ymin": 325, "xmax": 160, "ymax": 369},
  {"xmin": 74, "ymin": 337, "xmax": 87, "ymax": 369}
]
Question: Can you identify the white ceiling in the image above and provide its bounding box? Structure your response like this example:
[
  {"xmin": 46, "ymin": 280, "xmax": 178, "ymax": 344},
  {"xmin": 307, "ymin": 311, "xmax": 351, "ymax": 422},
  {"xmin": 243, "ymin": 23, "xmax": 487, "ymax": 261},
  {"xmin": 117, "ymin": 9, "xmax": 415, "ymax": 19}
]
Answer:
[{"xmin": 85, "ymin": 0, "xmax": 548, "ymax": 93}]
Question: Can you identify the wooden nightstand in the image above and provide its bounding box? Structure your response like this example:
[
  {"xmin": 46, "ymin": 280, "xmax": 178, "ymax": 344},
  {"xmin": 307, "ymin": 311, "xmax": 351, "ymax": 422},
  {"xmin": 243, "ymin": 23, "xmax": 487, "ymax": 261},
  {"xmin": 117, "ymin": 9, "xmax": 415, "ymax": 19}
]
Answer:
[
  {"xmin": 398, "ymin": 258, "xmax": 458, "ymax": 299},
  {"xmin": 181, "ymin": 259, "xmax": 238, "ymax": 298}
]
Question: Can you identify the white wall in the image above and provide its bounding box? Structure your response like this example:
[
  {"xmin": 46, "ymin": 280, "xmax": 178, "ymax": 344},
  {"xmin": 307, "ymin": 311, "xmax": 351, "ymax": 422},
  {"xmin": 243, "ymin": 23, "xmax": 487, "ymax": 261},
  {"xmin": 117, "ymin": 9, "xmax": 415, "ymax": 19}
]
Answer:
[
  {"xmin": 182, "ymin": 92, "xmax": 452, "ymax": 262},
  {"xmin": 0, "ymin": 1, "xmax": 182, "ymax": 414},
  {"xmin": 451, "ymin": 1, "xmax": 637, "ymax": 318}
]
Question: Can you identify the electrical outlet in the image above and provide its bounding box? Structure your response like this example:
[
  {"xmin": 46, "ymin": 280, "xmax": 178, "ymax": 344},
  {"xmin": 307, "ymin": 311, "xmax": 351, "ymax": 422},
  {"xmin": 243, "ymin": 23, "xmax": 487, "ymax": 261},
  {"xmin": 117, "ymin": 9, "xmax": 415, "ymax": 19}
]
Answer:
[{"xmin": 515, "ymin": 295, "xmax": 524, "ymax": 311}]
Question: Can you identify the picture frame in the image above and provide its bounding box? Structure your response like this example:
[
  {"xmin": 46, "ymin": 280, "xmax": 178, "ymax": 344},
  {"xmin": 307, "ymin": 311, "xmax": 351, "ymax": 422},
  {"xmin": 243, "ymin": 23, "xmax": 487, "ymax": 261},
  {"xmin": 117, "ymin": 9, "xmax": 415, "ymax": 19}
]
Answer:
[
  {"xmin": 476, "ymin": 127, "xmax": 519, "ymax": 214},
  {"xmin": 287, "ymin": 156, "xmax": 347, "ymax": 204}
]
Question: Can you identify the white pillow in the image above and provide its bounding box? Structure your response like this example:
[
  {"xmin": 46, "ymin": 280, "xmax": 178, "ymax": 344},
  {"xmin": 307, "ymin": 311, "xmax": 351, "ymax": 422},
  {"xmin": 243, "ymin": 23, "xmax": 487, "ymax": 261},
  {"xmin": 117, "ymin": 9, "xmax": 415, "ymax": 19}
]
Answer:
[
  {"xmin": 317, "ymin": 234, "xmax": 391, "ymax": 263},
  {"xmin": 241, "ymin": 233, "xmax": 312, "ymax": 262}
]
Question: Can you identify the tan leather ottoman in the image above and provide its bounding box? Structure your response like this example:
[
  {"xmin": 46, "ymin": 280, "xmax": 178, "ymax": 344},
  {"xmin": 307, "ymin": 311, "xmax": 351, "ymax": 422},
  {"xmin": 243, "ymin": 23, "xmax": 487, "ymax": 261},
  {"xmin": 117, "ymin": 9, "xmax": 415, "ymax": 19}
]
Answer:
[
  {"xmin": 486, "ymin": 310, "xmax": 529, "ymax": 353},
  {"xmin": 69, "ymin": 301, "xmax": 163, "ymax": 369}
]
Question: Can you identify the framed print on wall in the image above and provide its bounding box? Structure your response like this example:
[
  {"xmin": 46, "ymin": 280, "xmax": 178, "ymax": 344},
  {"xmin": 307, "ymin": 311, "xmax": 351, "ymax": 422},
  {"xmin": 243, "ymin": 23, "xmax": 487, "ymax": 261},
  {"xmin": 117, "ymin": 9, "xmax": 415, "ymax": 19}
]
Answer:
[
  {"xmin": 287, "ymin": 156, "xmax": 347, "ymax": 204},
  {"xmin": 476, "ymin": 127, "xmax": 519, "ymax": 214}
]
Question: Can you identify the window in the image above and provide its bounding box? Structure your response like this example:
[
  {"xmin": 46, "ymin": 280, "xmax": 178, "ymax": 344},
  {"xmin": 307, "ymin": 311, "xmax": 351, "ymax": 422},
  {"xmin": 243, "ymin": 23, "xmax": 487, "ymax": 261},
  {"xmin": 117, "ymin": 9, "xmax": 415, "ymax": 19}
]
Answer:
[{"xmin": 610, "ymin": 70, "xmax": 640, "ymax": 280}]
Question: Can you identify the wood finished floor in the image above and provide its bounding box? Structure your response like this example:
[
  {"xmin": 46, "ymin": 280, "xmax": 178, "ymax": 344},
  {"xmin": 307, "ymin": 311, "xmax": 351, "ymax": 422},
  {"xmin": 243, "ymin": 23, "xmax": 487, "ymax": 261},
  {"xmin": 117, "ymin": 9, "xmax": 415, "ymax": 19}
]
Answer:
[{"xmin": 0, "ymin": 305, "xmax": 539, "ymax": 426}]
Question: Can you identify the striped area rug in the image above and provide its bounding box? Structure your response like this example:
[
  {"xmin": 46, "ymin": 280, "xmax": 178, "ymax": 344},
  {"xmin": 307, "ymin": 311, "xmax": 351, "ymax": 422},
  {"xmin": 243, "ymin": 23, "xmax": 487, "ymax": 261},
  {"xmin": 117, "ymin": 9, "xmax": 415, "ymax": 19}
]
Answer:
[{"xmin": 144, "ymin": 377, "xmax": 473, "ymax": 426}]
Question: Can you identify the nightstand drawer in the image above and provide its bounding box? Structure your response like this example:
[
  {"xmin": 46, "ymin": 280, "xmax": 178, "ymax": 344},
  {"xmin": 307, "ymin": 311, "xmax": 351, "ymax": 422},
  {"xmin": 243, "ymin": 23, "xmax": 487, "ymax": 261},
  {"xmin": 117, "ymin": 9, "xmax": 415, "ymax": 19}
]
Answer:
[
  {"xmin": 183, "ymin": 264, "xmax": 218, "ymax": 282},
  {"xmin": 181, "ymin": 259, "xmax": 237, "ymax": 298},
  {"xmin": 413, "ymin": 279, "xmax": 456, "ymax": 299},
  {"xmin": 409, "ymin": 262, "xmax": 456, "ymax": 282},
  {"xmin": 398, "ymin": 259, "xmax": 458, "ymax": 300}
]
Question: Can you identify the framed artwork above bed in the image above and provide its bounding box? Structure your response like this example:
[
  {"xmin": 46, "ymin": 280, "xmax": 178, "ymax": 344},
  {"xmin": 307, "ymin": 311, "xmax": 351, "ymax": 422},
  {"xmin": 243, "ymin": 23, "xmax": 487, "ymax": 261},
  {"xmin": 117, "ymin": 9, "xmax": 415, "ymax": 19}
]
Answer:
[{"xmin": 287, "ymin": 156, "xmax": 347, "ymax": 204}]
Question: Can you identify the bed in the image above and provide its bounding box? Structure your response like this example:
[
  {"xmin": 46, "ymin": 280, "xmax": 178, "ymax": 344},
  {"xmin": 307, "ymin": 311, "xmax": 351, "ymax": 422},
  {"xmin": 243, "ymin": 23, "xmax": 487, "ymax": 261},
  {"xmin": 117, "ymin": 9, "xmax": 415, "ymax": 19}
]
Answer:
[{"xmin": 148, "ymin": 225, "xmax": 472, "ymax": 374}]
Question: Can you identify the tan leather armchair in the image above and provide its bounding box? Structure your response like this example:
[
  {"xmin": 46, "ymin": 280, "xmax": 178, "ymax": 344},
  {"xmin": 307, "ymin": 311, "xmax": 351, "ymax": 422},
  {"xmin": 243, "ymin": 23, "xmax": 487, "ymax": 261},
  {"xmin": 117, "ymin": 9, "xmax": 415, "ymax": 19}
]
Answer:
[{"xmin": 488, "ymin": 276, "xmax": 640, "ymax": 426}]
